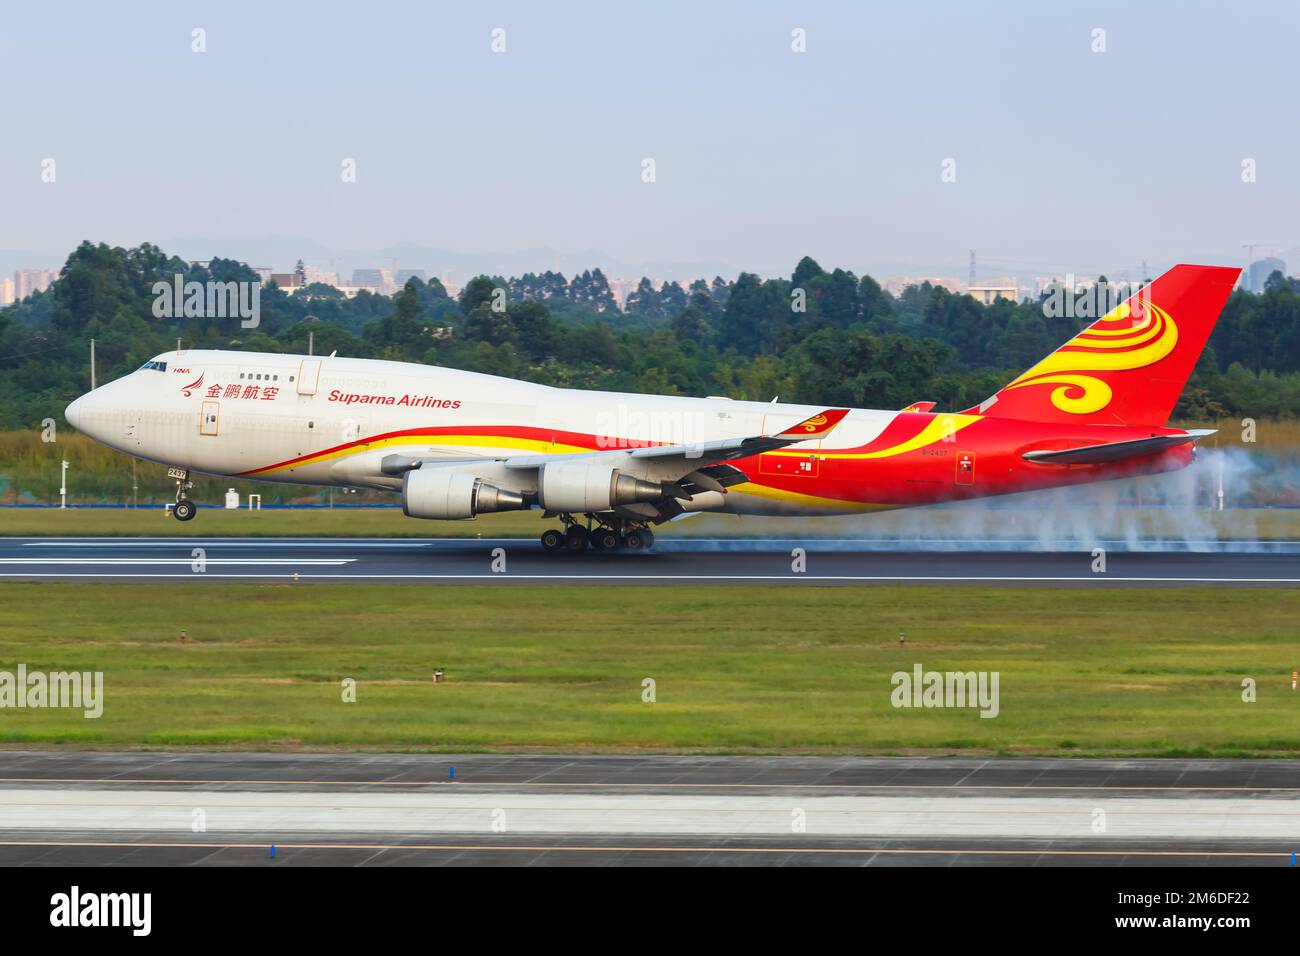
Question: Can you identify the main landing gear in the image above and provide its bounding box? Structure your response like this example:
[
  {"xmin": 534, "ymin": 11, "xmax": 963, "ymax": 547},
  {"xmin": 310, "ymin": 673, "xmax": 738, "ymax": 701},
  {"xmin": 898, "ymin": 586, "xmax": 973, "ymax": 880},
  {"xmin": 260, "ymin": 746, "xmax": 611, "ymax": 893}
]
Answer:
[
  {"xmin": 169, "ymin": 468, "xmax": 197, "ymax": 522},
  {"xmin": 539, "ymin": 515, "xmax": 656, "ymax": 554}
]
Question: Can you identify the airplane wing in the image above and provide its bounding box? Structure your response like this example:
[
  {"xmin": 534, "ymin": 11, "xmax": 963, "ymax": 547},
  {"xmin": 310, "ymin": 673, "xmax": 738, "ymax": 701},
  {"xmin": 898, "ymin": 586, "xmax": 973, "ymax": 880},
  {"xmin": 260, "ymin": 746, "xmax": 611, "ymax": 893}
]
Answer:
[
  {"xmin": 502, "ymin": 407, "xmax": 849, "ymax": 471},
  {"xmin": 900, "ymin": 401, "xmax": 937, "ymax": 413},
  {"xmin": 380, "ymin": 407, "xmax": 849, "ymax": 514},
  {"xmin": 1022, "ymin": 429, "xmax": 1215, "ymax": 465}
]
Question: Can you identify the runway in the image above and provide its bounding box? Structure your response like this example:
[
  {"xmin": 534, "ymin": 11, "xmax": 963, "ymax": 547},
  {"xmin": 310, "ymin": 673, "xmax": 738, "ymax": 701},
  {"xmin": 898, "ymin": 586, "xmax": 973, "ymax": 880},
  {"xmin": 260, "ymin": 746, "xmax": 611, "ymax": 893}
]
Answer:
[
  {"xmin": 0, "ymin": 753, "xmax": 1296, "ymax": 866},
  {"xmin": 1, "ymin": 537, "xmax": 1297, "ymax": 585}
]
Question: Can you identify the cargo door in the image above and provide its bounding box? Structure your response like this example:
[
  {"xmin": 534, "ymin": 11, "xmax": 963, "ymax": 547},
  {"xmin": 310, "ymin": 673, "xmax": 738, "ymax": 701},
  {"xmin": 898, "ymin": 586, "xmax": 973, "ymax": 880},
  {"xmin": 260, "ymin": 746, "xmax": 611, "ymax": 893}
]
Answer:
[
  {"xmin": 200, "ymin": 401, "xmax": 220, "ymax": 436},
  {"xmin": 296, "ymin": 359, "xmax": 322, "ymax": 396}
]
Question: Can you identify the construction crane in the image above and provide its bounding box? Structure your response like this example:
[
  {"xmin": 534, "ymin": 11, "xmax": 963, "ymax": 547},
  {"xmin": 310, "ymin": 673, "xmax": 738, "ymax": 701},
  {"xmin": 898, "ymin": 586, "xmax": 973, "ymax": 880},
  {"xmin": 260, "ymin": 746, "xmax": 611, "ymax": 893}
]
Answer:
[
  {"xmin": 1241, "ymin": 244, "xmax": 1281, "ymax": 291},
  {"xmin": 1242, "ymin": 243, "xmax": 1278, "ymax": 268}
]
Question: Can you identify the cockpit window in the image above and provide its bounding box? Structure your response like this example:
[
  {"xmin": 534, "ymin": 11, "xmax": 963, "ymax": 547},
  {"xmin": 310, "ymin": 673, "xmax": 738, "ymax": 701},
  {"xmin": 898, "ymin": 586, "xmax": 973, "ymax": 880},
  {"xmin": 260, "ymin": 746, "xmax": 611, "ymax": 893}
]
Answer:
[{"xmin": 138, "ymin": 360, "xmax": 167, "ymax": 372}]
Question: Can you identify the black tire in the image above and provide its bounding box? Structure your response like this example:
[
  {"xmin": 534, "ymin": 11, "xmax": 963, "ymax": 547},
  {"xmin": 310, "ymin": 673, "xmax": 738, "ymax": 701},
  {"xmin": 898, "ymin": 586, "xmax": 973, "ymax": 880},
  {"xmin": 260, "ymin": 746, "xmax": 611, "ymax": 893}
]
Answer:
[
  {"xmin": 173, "ymin": 499, "xmax": 196, "ymax": 522},
  {"xmin": 540, "ymin": 529, "xmax": 564, "ymax": 552},
  {"xmin": 564, "ymin": 526, "xmax": 588, "ymax": 552},
  {"xmin": 590, "ymin": 529, "xmax": 620, "ymax": 551},
  {"xmin": 623, "ymin": 530, "xmax": 644, "ymax": 551}
]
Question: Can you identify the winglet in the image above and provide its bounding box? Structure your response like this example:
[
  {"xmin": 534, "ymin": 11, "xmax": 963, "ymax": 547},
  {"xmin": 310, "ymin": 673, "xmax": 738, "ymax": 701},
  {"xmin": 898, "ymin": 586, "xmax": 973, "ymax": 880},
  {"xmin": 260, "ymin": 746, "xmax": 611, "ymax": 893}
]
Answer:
[
  {"xmin": 777, "ymin": 408, "xmax": 849, "ymax": 439},
  {"xmin": 901, "ymin": 401, "xmax": 937, "ymax": 413}
]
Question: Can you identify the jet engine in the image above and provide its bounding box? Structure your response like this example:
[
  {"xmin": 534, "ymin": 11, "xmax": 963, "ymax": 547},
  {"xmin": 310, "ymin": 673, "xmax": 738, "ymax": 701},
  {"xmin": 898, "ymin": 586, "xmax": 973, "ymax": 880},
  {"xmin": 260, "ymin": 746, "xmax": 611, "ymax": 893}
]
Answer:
[
  {"xmin": 537, "ymin": 461, "xmax": 664, "ymax": 513},
  {"xmin": 402, "ymin": 468, "xmax": 527, "ymax": 519}
]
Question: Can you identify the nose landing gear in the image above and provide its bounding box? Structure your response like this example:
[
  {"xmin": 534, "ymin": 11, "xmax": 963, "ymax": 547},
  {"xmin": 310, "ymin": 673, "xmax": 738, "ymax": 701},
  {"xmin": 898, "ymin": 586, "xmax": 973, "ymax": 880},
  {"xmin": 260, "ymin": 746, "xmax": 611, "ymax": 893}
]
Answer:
[{"xmin": 169, "ymin": 468, "xmax": 197, "ymax": 521}]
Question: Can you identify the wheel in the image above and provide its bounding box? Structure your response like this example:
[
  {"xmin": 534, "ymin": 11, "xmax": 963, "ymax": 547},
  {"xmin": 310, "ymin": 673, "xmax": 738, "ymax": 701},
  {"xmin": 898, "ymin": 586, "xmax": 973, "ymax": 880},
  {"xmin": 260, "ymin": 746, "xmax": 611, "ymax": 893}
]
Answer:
[
  {"xmin": 590, "ymin": 529, "xmax": 620, "ymax": 551},
  {"xmin": 623, "ymin": 530, "xmax": 645, "ymax": 551},
  {"xmin": 540, "ymin": 529, "xmax": 564, "ymax": 552},
  {"xmin": 173, "ymin": 499, "xmax": 196, "ymax": 521},
  {"xmin": 564, "ymin": 526, "xmax": 588, "ymax": 552}
]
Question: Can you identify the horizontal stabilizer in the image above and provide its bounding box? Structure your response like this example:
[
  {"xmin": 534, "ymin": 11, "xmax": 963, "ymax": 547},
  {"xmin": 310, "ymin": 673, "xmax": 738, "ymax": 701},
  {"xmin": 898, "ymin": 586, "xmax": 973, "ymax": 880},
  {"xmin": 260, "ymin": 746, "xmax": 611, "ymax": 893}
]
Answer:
[{"xmin": 1022, "ymin": 430, "xmax": 1215, "ymax": 465}]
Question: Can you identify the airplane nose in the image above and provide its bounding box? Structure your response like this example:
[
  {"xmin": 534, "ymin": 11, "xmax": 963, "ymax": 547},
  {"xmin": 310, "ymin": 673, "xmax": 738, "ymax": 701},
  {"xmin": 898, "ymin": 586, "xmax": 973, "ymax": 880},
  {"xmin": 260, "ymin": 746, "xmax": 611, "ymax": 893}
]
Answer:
[{"xmin": 65, "ymin": 394, "xmax": 87, "ymax": 430}]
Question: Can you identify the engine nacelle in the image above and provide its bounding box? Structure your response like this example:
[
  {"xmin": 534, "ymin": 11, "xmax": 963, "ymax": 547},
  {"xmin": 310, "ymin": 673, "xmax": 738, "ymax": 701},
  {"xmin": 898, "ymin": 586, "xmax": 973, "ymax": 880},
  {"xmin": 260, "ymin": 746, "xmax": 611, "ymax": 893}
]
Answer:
[
  {"xmin": 537, "ymin": 461, "xmax": 664, "ymax": 513},
  {"xmin": 402, "ymin": 468, "xmax": 526, "ymax": 520}
]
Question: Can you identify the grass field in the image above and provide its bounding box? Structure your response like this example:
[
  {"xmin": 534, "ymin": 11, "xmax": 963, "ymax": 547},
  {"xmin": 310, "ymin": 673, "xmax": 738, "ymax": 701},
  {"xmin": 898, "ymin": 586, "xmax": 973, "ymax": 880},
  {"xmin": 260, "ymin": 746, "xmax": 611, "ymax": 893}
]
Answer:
[{"xmin": 0, "ymin": 582, "xmax": 1296, "ymax": 756}]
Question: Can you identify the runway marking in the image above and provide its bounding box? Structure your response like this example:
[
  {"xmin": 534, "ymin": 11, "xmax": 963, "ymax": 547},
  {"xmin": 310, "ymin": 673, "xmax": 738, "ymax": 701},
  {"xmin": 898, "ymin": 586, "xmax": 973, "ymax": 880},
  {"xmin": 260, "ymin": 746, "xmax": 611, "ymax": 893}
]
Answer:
[
  {"xmin": 0, "ymin": 559, "xmax": 354, "ymax": 566},
  {"xmin": 12, "ymin": 537, "xmax": 1300, "ymax": 555},
  {"xmin": 14, "ymin": 536, "xmax": 1300, "ymax": 546},
  {"xmin": 4, "ymin": 777, "xmax": 1300, "ymax": 793},
  {"xmin": 23, "ymin": 541, "xmax": 430, "ymax": 549},
  {"xmin": 4, "ymin": 798, "xmax": 1298, "ymax": 818},
  {"xmin": 0, "ymin": 839, "xmax": 1284, "ymax": 859},
  {"xmin": 0, "ymin": 573, "xmax": 1297, "ymax": 583}
]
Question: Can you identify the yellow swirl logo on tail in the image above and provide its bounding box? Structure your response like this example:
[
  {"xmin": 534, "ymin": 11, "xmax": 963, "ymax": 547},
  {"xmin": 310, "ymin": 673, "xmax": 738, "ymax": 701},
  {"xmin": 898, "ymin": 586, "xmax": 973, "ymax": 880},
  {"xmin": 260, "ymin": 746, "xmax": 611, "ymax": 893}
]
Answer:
[{"xmin": 1004, "ymin": 301, "xmax": 1178, "ymax": 415}]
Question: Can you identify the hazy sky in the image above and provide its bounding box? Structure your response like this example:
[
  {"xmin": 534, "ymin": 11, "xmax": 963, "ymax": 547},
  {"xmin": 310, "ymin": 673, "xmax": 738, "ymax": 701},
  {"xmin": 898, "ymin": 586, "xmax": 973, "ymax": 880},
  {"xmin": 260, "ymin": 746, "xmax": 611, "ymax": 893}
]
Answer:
[{"xmin": 3, "ymin": 0, "xmax": 1297, "ymax": 280}]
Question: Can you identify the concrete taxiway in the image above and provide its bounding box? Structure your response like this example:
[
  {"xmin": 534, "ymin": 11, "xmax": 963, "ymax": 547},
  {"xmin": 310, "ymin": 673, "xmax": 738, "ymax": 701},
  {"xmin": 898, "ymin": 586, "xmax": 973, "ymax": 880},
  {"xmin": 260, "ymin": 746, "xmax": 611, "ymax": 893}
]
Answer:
[
  {"xmin": 0, "ymin": 753, "xmax": 1296, "ymax": 866},
  {"xmin": 0, "ymin": 537, "xmax": 1297, "ymax": 585}
]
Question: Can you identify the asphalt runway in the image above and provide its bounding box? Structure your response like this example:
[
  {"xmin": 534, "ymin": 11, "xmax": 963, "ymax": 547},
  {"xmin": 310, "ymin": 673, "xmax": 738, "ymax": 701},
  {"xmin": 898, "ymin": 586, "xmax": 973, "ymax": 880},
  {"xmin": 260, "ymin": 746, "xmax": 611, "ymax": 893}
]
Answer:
[
  {"xmin": 0, "ymin": 753, "xmax": 1296, "ymax": 867},
  {"xmin": 1, "ymin": 537, "xmax": 1297, "ymax": 586}
]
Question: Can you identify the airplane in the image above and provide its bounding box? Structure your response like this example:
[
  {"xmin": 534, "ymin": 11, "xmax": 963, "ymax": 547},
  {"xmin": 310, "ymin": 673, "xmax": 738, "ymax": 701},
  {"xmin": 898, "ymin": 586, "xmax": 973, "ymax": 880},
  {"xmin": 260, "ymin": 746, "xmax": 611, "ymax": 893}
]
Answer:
[{"xmin": 64, "ymin": 263, "xmax": 1240, "ymax": 553}]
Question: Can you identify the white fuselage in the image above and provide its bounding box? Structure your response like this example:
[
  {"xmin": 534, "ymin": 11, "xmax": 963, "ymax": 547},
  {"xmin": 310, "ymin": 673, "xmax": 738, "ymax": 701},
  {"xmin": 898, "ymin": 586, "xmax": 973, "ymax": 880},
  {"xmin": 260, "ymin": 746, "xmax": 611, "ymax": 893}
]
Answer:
[{"xmin": 65, "ymin": 350, "xmax": 899, "ymax": 516}]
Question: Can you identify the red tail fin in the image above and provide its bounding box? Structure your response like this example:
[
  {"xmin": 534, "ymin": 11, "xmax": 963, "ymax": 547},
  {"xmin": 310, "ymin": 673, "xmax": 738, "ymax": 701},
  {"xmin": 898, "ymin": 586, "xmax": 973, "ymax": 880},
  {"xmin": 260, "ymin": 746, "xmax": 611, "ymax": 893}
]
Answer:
[{"xmin": 964, "ymin": 264, "xmax": 1240, "ymax": 426}]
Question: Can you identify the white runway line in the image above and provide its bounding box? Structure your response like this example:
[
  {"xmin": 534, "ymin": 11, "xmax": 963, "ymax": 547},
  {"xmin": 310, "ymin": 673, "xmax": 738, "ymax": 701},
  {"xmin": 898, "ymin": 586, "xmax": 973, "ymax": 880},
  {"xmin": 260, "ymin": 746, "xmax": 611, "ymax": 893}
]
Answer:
[
  {"xmin": 23, "ymin": 540, "xmax": 430, "ymax": 549},
  {"xmin": 1, "ymin": 573, "xmax": 1294, "ymax": 583},
  {"xmin": 2, "ymin": 789, "xmax": 1298, "ymax": 838},
  {"xmin": 0, "ymin": 559, "xmax": 354, "ymax": 566}
]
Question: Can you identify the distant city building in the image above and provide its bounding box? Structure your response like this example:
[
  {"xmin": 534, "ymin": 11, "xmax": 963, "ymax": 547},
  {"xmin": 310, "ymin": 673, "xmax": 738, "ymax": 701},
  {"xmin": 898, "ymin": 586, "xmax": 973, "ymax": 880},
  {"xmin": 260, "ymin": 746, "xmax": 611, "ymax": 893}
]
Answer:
[
  {"xmin": 301, "ymin": 266, "xmax": 340, "ymax": 287},
  {"xmin": 1034, "ymin": 276, "xmax": 1060, "ymax": 297},
  {"xmin": 394, "ymin": 269, "xmax": 427, "ymax": 287},
  {"xmin": 1245, "ymin": 257, "xmax": 1286, "ymax": 293},
  {"xmin": 606, "ymin": 277, "xmax": 637, "ymax": 307},
  {"xmin": 1035, "ymin": 275, "xmax": 1106, "ymax": 297},
  {"xmin": 351, "ymin": 268, "xmax": 396, "ymax": 294},
  {"xmin": 882, "ymin": 276, "xmax": 965, "ymax": 297},
  {"xmin": 967, "ymin": 282, "xmax": 1020, "ymax": 305},
  {"xmin": 13, "ymin": 268, "xmax": 58, "ymax": 300},
  {"xmin": 0, "ymin": 276, "xmax": 14, "ymax": 306},
  {"xmin": 269, "ymin": 272, "xmax": 303, "ymax": 289}
]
